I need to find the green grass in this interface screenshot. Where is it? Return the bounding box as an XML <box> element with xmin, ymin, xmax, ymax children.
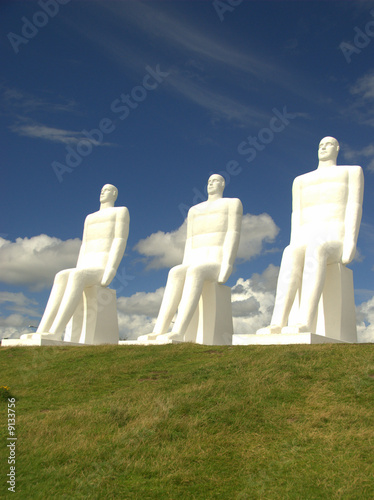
<box><xmin>1</xmin><ymin>343</ymin><xmax>373</xmax><ymax>499</ymax></box>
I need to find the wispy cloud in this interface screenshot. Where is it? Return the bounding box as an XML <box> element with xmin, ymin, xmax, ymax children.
<box><xmin>9</xmin><ymin>118</ymin><xmax>116</xmax><ymax>146</ymax></box>
<box><xmin>62</xmin><ymin>2</ymin><xmax>313</xmax><ymax>127</ymax></box>
<box><xmin>350</xmin><ymin>72</ymin><xmax>374</xmax><ymax>100</ymax></box>
<box><xmin>342</xmin><ymin>142</ymin><xmax>374</xmax><ymax>171</ymax></box>
<box><xmin>346</xmin><ymin>71</ymin><xmax>374</xmax><ymax>127</ymax></box>
<box><xmin>166</xmin><ymin>72</ymin><xmax>270</xmax><ymax>127</ymax></box>
<box><xmin>1</xmin><ymin>85</ymin><xmax>77</xmax><ymax>115</ymax></box>
<box><xmin>0</xmin><ymin>291</ymin><xmax>39</xmax><ymax>317</ymax></box>
<box><xmin>0</xmin><ymin>85</ymin><xmax>114</xmax><ymax>146</ymax></box>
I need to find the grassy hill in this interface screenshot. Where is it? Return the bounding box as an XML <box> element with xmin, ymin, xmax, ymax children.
<box><xmin>1</xmin><ymin>343</ymin><xmax>373</xmax><ymax>499</ymax></box>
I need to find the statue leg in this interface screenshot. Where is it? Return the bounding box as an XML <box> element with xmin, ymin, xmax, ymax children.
<box><xmin>151</xmin><ymin>265</ymin><xmax>188</xmax><ymax>335</ymax></box>
<box><xmin>268</xmin><ymin>245</ymin><xmax>305</xmax><ymax>330</ymax></box>
<box><xmin>171</xmin><ymin>263</ymin><xmax>220</xmax><ymax>336</ymax></box>
<box><xmin>48</xmin><ymin>268</ymin><xmax>103</xmax><ymax>335</ymax></box>
<box><xmin>296</xmin><ymin>241</ymin><xmax>343</xmax><ymax>330</ymax></box>
<box><xmin>36</xmin><ymin>269</ymin><xmax>72</xmax><ymax>333</ymax></box>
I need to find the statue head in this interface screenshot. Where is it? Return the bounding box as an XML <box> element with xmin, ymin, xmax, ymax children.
<box><xmin>100</xmin><ymin>184</ymin><xmax>118</xmax><ymax>204</ymax></box>
<box><xmin>207</xmin><ymin>174</ymin><xmax>225</xmax><ymax>197</ymax></box>
<box><xmin>318</xmin><ymin>137</ymin><xmax>340</xmax><ymax>163</ymax></box>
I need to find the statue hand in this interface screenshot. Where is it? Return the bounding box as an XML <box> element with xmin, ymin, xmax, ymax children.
<box><xmin>101</xmin><ymin>268</ymin><xmax>116</xmax><ymax>287</ymax></box>
<box><xmin>218</xmin><ymin>264</ymin><xmax>232</xmax><ymax>284</ymax></box>
<box><xmin>342</xmin><ymin>241</ymin><xmax>356</xmax><ymax>265</ymax></box>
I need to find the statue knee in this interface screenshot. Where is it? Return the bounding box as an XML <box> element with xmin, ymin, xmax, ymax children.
<box><xmin>67</xmin><ymin>269</ymin><xmax>86</xmax><ymax>287</ymax></box>
<box><xmin>168</xmin><ymin>265</ymin><xmax>186</xmax><ymax>282</ymax></box>
<box><xmin>186</xmin><ymin>265</ymin><xmax>204</xmax><ymax>281</ymax></box>
<box><xmin>307</xmin><ymin>242</ymin><xmax>328</xmax><ymax>261</ymax></box>
<box><xmin>54</xmin><ymin>269</ymin><xmax>71</xmax><ymax>284</ymax></box>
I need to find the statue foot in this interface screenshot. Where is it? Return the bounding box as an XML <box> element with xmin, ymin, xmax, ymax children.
<box><xmin>20</xmin><ymin>333</ymin><xmax>34</xmax><ymax>340</ymax></box>
<box><xmin>281</xmin><ymin>324</ymin><xmax>310</xmax><ymax>334</ymax></box>
<box><xmin>20</xmin><ymin>331</ymin><xmax>63</xmax><ymax>341</ymax></box>
<box><xmin>35</xmin><ymin>332</ymin><xmax>64</xmax><ymax>340</ymax></box>
<box><xmin>137</xmin><ymin>333</ymin><xmax>159</xmax><ymax>342</ymax></box>
<box><xmin>256</xmin><ymin>325</ymin><xmax>282</xmax><ymax>335</ymax></box>
<box><xmin>156</xmin><ymin>332</ymin><xmax>184</xmax><ymax>342</ymax></box>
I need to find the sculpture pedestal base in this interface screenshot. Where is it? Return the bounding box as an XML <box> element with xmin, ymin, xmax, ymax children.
<box><xmin>1</xmin><ymin>337</ymin><xmax>84</xmax><ymax>347</ymax></box>
<box><xmin>118</xmin><ymin>339</ymin><xmax>178</xmax><ymax>346</ymax></box>
<box><xmin>64</xmin><ymin>286</ymin><xmax>119</xmax><ymax>345</ymax></box>
<box><xmin>287</xmin><ymin>263</ymin><xmax>357</xmax><ymax>342</ymax></box>
<box><xmin>232</xmin><ymin>333</ymin><xmax>347</xmax><ymax>345</ymax></box>
<box><xmin>184</xmin><ymin>282</ymin><xmax>233</xmax><ymax>345</ymax></box>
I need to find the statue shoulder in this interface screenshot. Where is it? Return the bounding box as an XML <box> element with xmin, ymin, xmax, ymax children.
<box><xmin>227</xmin><ymin>197</ymin><xmax>243</xmax><ymax>213</ymax></box>
<box><xmin>347</xmin><ymin>165</ymin><xmax>363</xmax><ymax>174</ymax></box>
<box><xmin>115</xmin><ymin>206</ymin><xmax>130</xmax><ymax>222</ymax></box>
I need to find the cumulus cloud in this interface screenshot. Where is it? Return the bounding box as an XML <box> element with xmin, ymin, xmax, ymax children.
<box><xmin>0</xmin><ymin>235</ymin><xmax>81</xmax><ymax>291</ymax></box>
<box><xmin>0</xmin><ymin>313</ymin><xmax>35</xmax><ymax>340</ymax></box>
<box><xmin>231</xmin><ymin>264</ymin><xmax>279</xmax><ymax>334</ymax></box>
<box><xmin>115</xmin><ymin>265</ymin><xmax>279</xmax><ymax>339</ymax></box>
<box><xmin>117</xmin><ymin>287</ymin><xmax>164</xmax><ymax>318</ymax></box>
<box><xmin>117</xmin><ymin>288</ymin><xmax>164</xmax><ymax>339</ymax></box>
<box><xmin>134</xmin><ymin>213</ymin><xmax>279</xmax><ymax>270</ymax></box>
<box><xmin>118</xmin><ymin>314</ymin><xmax>156</xmax><ymax>341</ymax></box>
<box><xmin>237</xmin><ymin>213</ymin><xmax>279</xmax><ymax>260</ymax></box>
<box><xmin>356</xmin><ymin>296</ymin><xmax>374</xmax><ymax>343</ymax></box>
<box><xmin>134</xmin><ymin>222</ymin><xmax>187</xmax><ymax>269</ymax></box>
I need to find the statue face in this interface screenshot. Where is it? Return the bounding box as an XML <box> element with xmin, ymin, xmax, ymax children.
<box><xmin>318</xmin><ymin>137</ymin><xmax>339</xmax><ymax>162</ymax></box>
<box><xmin>100</xmin><ymin>184</ymin><xmax>117</xmax><ymax>203</ymax></box>
<box><xmin>207</xmin><ymin>174</ymin><xmax>225</xmax><ymax>195</ymax></box>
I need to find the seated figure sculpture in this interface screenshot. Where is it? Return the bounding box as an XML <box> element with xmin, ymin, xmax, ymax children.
<box><xmin>22</xmin><ymin>184</ymin><xmax>129</xmax><ymax>341</ymax></box>
<box><xmin>257</xmin><ymin>137</ymin><xmax>364</xmax><ymax>335</ymax></box>
<box><xmin>139</xmin><ymin>174</ymin><xmax>243</xmax><ymax>343</ymax></box>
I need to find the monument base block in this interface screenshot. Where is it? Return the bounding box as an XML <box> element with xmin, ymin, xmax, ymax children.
<box><xmin>1</xmin><ymin>336</ymin><xmax>84</xmax><ymax>347</ymax></box>
<box><xmin>64</xmin><ymin>286</ymin><xmax>119</xmax><ymax>345</ymax></box>
<box><xmin>184</xmin><ymin>282</ymin><xmax>233</xmax><ymax>345</ymax></box>
<box><xmin>232</xmin><ymin>333</ymin><xmax>347</xmax><ymax>346</ymax></box>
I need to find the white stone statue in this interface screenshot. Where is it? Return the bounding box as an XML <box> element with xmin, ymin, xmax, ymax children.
<box><xmin>139</xmin><ymin>174</ymin><xmax>243</xmax><ymax>343</ymax></box>
<box><xmin>21</xmin><ymin>184</ymin><xmax>129</xmax><ymax>341</ymax></box>
<box><xmin>257</xmin><ymin>137</ymin><xmax>364</xmax><ymax>335</ymax></box>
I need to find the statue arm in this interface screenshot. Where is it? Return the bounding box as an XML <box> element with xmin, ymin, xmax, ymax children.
<box><xmin>290</xmin><ymin>177</ymin><xmax>301</xmax><ymax>245</ymax></box>
<box><xmin>182</xmin><ymin>209</ymin><xmax>193</xmax><ymax>266</ymax></box>
<box><xmin>218</xmin><ymin>199</ymin><xmax>243</xmax><ymax>283</ymax></box>
<box><xmin>101</xmin><ymin>208</ymin><xmax>130</xmax><ymax>287</ymax></box>
<box><xmin>76</xmin><ymin>217</ymin><xmax>88</xmax><ymax>267</ymax></box>
<box><xmin>342</xmin><ymin>166</ymin><xmax>364</xmax><ymax>265</ymax></box>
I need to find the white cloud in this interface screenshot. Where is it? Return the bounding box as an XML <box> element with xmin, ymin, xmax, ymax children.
<box><xmin>134</xmin><ymin>222</ymin><xmax>187</xmax><ymax>270</ymax></box>
<box><xmin>347</xmin><ymin>72</ymin><xmax>374</xmax><ymax>127</ymax></box>
<box><xmin>0</xmin><ymin>235</ymin><xmax>81</xmax><ymax>291</ymax></box>
<box><xmin>134</xmin><ymin>213</ymin><xmax>279</xmax><ymax>270</ymax></box>
<box><xmin>115</xmin><ymin>265</ymin><xmax>279</xmax><ymax>339</ymax></box>
<box><xmin>10</xmin><ymin>121</ymin><xmax>83</xmax><ymax>145</ymax></box>
<box><xmin>1</xmin><ymin>85</ymin><xmax>77</xmax><ymax>114</ymax></box>
<box><xmin>9</xmin><ymin>119</ymin><xmax>116</xmax><ymax>146</ymax></box>
<box><xmin>231</xmin><ymin>264</ymin><xmax>279</xmax><ymax>334</ymax></box>
<box><xmin>118</xmin><ymin>314</ymin><xmax>156</xmax><ymax>341</ymax></box>
<box><xmin>0</xmin><ymin>291</ymin><xmax>40</xmax><ymax>317</ymax></box>
<box><xmin>0</xmin><ymin>314</ymin><xmax>34</xmax><ymax>340</ymax></box>
<box><xmin>166</xmin><ymin>72</ymin><xmax>270</xmax><ymax>127</ymax></box>
<box><xmin>117</xmin><ymin>287</ymin><xmax>164</xmax><ymax>318</ymax></box>
<box><xmin>117</xmin><ymin>287</ymin><xmax>164</xmax><ymax>339</ymax></box>
<box><xmin>237</xmin><ymin>213</ymin><xmax>279</xmax><ymax>261</ymax></box>
<box><xmin>350</xmin><ymin>72</ymin><xmax>374</xmax><ymax>100</ymax></box>
<box><xmin>342</xmin><ymin>143</ymin><xmax>374</xmax><ymax>172</ymax></box>
<box><xmin>356</xmin><ymin>296</ymin><xmax>374</xmax><ymax>343</ymax></box>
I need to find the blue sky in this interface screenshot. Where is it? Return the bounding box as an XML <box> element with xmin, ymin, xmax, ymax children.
<box><xmin>1</xmin><ymin>0</ymin><xmax>374</xmax><ymax>341</ymax></box>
